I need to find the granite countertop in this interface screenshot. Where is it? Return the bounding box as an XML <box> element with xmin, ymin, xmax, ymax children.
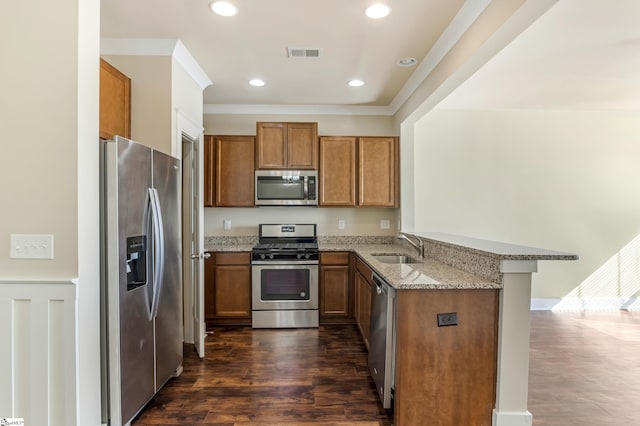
<box><xmin>205</xmin><ymin>233</ymin><xmax>577</xmax><ymax>291</ymax></box>
<box><xmin>320</xmin><ymin>243</ymin><xmax>500</xmax><ymax>290</ymax></box>
<box><xmin>417</xmin><ymin>232</ymin><xmax>578</xmax><ymax>261</ymax></box>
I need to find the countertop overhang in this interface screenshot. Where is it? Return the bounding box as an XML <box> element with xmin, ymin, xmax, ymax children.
<box><xmin>206</xmin><ymin>233</ymin><xmax>578</xmax><ymax>291</ymax></box>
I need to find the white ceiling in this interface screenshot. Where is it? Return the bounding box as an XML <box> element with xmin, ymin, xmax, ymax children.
<box><xmin>101</xmin><ymin>0</ymin><xmax>640</xmax><ymax>114</ymax></box>
<box><xmin>101</xmin><ymin>0</ymin><xmax>466</xmax><ymax>108</ymax></box>
<box><xmin>438</xmin><ymin>0</ymin><xmax>640</xmax><ymax>110</ymax></box>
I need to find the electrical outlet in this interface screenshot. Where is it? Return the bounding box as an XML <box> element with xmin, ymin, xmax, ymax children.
<box><xmin>380</xmin><ymin>219</ymin><xmax>390</xmax><ymax>229</ymax></box>
<box><xmin>223</xmin><ymin>220</ymin><xmax>232</xmax><ymax>230</ymax></box>
<box><xmin>338</xmin><ymin>219</ymin><xmax>345</xmax><ymax>230</ymax></box>
<box><xmin>437</xmin><ymin>312</ymin><xmax>458</xmax><ymax>327</ymax></box>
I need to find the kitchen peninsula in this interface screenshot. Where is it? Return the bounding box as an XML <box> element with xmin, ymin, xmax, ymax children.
<box><xmin>205</xmin><ymin>232</ymin><xmax>577</xmax><ymax>426</ymax></box>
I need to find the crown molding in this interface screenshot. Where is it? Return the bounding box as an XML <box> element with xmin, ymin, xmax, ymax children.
<box><xmin>100</xmin><ymin>38</ymin><xmax>212</xmax><ymax>90</ymax></box>
<box><xmin>203</xmin><ymin>103</ymin><xmax>394</xmax><ymax>116</ymax></box>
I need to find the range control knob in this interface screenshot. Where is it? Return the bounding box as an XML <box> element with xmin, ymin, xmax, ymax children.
<box><xmin>297</xmin><ymin>253</ymin><xmax>303</xmax><ymax>259</ymax></box>
<box><xmin>268</xmin><ymin>253</ymin><xmax>274</xmax><ymax>260</ymax></box>
<box><xmin>304</xmin><ymin>253</ymin><xmax>311</xmax><ymax>259</ymax></box>
<box><xmin>260</xmin><ymin>253</ymin><xmax>266</xmax><ymax>260</ymax></box>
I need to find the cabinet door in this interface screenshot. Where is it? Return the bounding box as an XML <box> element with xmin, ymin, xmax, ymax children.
<box><xmin>256</xmin><ymin>122</ymin><xmax>287</xmax><ymax>169</ymax></box>
<box><xmin>354</xmin><ymin>270</ymin><xmax>372</xmax><ymax>349</ymax></box>
<box><xmin>214</xmin><ymin>265</ymin><xmax>251</xmax><ymax>317</ymax></box>
<box><xmin>287</xmin><ymin>122</ymin><xmax>318</xmax><ymax>169</ymax></box>
<box><xmin>215</xmin><ymin>136</ymin><xmax>255</xmax><ymax>206</ymax></box>
<box><xmin>358</xmin><ymin>137</ymin><xmax>398</xmax><ymax>207</ymax></box>
<box><xmin>99</xmin><ymin>58</ymin><xmax>131</xmax><ymax>140</ymax></box>
<box><xmin>203</xmin><ymin>135</ymin><xmax>215</xmax><ymax>207</ymax></box>
<box><xmin>319</xmin><ymin>137</ymin><xmax>356</xmax><ymax>206</ymax></box>
<box><xmin>320</xmin><ymin>266</ymin><xmax>350</xmax><ymax>318</ymax></box>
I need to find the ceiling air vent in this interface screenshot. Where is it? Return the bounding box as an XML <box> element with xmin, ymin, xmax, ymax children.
<box><xmin>287</xmin><ymin>47</ymin><xmax>322</xmax><ymax>58</ymax></box>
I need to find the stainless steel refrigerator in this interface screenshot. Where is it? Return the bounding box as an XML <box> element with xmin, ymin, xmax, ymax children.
<box><xmin>100</xmin><ymin>136</ymin><xmax>183</xmax><ymax>426</ymax></box>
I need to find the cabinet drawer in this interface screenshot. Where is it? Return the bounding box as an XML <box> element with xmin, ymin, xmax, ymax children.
<box><xmin>215</xmin><ymin>252</ymin><xmax>250</xmax><ymax>265</ymax></box>
<box><xmin>320</xmin><ymin>251</ymin><xmax>350</xmax><ymax>265</ymax></box>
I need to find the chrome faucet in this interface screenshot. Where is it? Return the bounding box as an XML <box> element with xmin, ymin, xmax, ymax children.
<box><xmin>398</xmin><ymin>233</ymin><xmax>425</xmax><ymax>259</ymax></box>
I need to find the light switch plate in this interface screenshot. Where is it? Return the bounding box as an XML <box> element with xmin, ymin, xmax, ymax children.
<box><xmin>223</xmin><ymin>220</ymin><xmax>232</xmax><ymax>230</ymax></box>
<box><xmin>10</xmin><ymin>234</ymin><xmax>54</xmax><ymax>259</ymax></box>
<box><xmin>338</xmin><ymin>219</ymin><xmax>345</xmax><ymax>230</ymax></box>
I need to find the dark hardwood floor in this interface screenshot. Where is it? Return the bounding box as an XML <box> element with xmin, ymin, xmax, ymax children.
<box><xmin>133</xmin><ymin>324</ymin><xmax>393</xmax><ymax>425</ymax></box>
<box><xmin>132</xmin><ymin>311</ymin><xmax>640</xmax><ymax>425</ymax></box>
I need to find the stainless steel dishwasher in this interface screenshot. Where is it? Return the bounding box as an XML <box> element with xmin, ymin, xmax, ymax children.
<box><xmin>368</xmin><ymin>272</ymin><xmax>396</xmax><ymax>409</ymax></box>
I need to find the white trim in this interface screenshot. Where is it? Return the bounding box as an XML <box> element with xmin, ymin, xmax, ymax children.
<box><xmin>530</xmin><ymin>298</ymin><xmax>560</xmax><ymax>310</ymax></box>
<box><xmin>388</xmin><ymin>0</ymin><xmax>492</xmax><ymax>113</ymax></box>
<box><xmin>100</xmin><ymin>38</ymin><xmax>177</xmax><ymax>56</ymax></box>
<box><xmin>499</xmin><ymin>259</ymin><xmax>538</xmax><ymax>273</ymax></box>
<box><xmin>0</xmin><ymin>280</ymin><xmax>77</xmax><ymax>424</ymax></box>
<box><xmin>492</xmin><ymin>409</ymin><xmax>533</xmax><ymax>426</ymax></box>
<box><xmin>401</xmin><ymin>0</ymin><xmax>559</xmax><ymax>126</ymax></box>
<box><xmin>530</xmin><ymin>297</ymin><xmax>640</xmax><ymax>311</ymax></box>
<box><xmin>203</xmin><ymin>103</ymin><xmax>394</xmax><ymax>116</ymax></box>
<box><xmin>172</xmin><ymin>41</ymin><xmax>212</xmax><ymax>90</ymax></box>
<box><xmin>174</xmin><ymin>109</ymin><xmax>204</xmax><ymax>158</ymax></box>
<box><xmin>100</xmin><ymin>38</ymin><xmax>212</xmax><ymax>91</ymax></box>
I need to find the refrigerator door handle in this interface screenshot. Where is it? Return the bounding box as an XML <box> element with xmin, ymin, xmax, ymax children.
<box><xmin>149</xmin><ymin>187</ymin><xmax>165</xmax><ymax>320</ymax></box>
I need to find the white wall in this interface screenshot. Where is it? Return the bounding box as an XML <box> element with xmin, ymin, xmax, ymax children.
<box><xmin>206</xmin><ymin>207</ymin><xmax>398</xmax><ymax>236</ymax></box>
<box><xmin>171</xmin><ymin>58</ymin><xmax>204</xmax><ymax>154</ymax></box>
<box><xmin>413</xmin><ymin>109</ymin><xmax>640</xmax><ymax>304</ymax></box>
<box><xmin>204</xmin><ymin>113</ymin><xmax>397</xmax><ymax>137</ymax></box>
<box><xmin>1</xmin><ymin>0</ymin><xmax>101</xmax><ymax>424</ymax></box>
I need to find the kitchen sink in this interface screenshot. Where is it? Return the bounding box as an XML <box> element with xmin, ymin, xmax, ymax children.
<box><xmin>371</xmin><ymin>253</ymin><xmax>421</xmax><ymax>264</ymax></box>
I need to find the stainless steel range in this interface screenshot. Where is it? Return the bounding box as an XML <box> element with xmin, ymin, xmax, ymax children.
<box><xmin>251</xmin><ymin>224</ymin><xmax>319</xmax><ymax>328</ymax></box>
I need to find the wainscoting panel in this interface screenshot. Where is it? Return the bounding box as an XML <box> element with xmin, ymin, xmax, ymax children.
<box><xmin>0</xmin><ymin>280</ymin><xmax>77</xmax><ymax>426</ymax></box>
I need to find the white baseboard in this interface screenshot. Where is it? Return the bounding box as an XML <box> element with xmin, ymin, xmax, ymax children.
<box><xmin>530</xmin><ymin>298</ymin><xmax>561</xmax><ymax>310</ymax></box>
<box><xmin>493</xmin><ymin>409</ymin><xmax>532</xmax><ymax>426</ymax></box>
<box><xmin>530</xmin><ymin>297</ymin><xmax>640</xmax><ymax>311</ymax></box>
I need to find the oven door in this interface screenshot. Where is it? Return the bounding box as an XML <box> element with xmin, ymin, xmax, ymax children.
<box><xmin>252</xmin><ymin>263</ymin><xmax>319</xmax><ymax>311</ymax></box>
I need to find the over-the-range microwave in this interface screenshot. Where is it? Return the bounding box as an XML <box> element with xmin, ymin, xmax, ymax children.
<box><xmin>255</xmin><ymin>170</ymin><xmax>318</xmax><ymax>206</ymax></box>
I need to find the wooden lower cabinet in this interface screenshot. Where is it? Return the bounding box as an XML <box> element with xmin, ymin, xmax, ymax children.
<box><xmin>319</xmin><ymin>252</ymin><xmax>352</xmax><ymax>322</ymax></box>
<box><xmin>393</xmin><ymin>289</ymin><xmax>499</xmax><ymax>426</ymax></box>
<box><xmin>354</xmin><ymin>256</ymin><xmax>373</xmax><ymax>349</ymax></box>
<box><xmin>204</xmin><ymin>252</ymin><xmax>252</xmax><ymax>327</ymax></box>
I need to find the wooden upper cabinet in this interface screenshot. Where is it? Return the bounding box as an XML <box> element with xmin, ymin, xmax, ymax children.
<box><xmin>319</xmin><ymin>136</ymin><xmax>356</xmax><ymax>207</ymax></box>
<box><xmin>287</xmin><ymin>123</ymin><xmax>318</xmax><ymax>169</ymax></box>
<box><xmin>203</xmin><ymin>135</ymin><xmax>215</xmax><ymax>207</ymax></box>
<box><xmin>256</xmin><ymin>122</ymin><xmax>318</xmax><ymax>169</ymax></box>
<box><xmin>99</xmin><ymin>58</ymin><xmax>131</xmax><ymax>140</ymax></box>
<box><xmin>216</xmin><ymin>135</ymin><xmax>255</xmax><ymax>207</ymax></box>
<box><xmin>210</xmin><ymin>135</ymin><xmax>255</xmax><ymax>207</ymax></box>
<box><xmin>358</xmin><ymin>137</ymin><xmax>399</xmax><ymax>207</ymax></box>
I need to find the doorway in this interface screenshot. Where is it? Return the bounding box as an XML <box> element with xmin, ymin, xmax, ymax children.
<box><xmin>180</xmin><ymin>126</ymin><xmax>206</xmax><ymax>358</ymax></box>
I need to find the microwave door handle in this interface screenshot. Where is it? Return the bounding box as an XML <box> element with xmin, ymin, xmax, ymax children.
<box><xmin>303</xmin><ymin>177</ymin><xmax>308</xmax><ymax>200</ymax></box>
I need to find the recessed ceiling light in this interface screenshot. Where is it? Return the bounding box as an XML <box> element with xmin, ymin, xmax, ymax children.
<box><xmin>249</xmin><ymin>79</ymin><xmax>265</xmax><ymax>87</ymax></box>
<box><xmin>365</xmin><ymin>4</ymin><xmax>390</xmax><ymax>19</ymax></box>
<box><xmin>348</xmin><ymin>79</ymin><xmax>365</xmax><ymax>87</ymax></box>
<box><xmin>209</xmin><ymin>1</ymin><xmax>237</xmax><ymax>17</ymax></box>
<box><xmin>398</xmin><ymin>57</ymin><xmax>417</xmax><ymax>67</ymax></box>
